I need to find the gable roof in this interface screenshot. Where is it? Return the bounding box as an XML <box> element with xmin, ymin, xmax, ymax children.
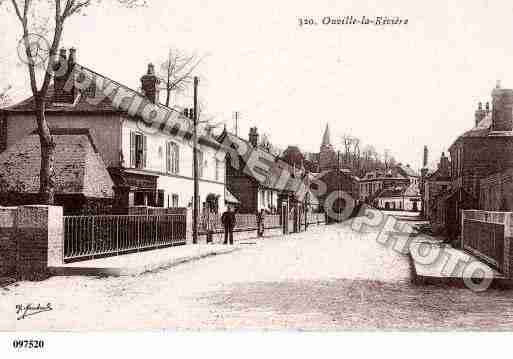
<box><xmin>1</xmin><ymin>64</ymin><xmax>222</xmax><ymax>150</ymax></box>
<box><xmin>426</xmin><ymin>167</ymin><xmax>451</xmax><ymax>182</ymax></box>
<box><xmin>375</xmin><ymin>183</ymin><xmax>420</xmax><ymax>199</ymax></box>
<box><xmin>218</xmin><ymin>129</ymin><xmax>308</xmax><ymax>194</ymax></box>
<box><xmin>396</xmin><ymin>164</ymin><xmax>420</xmax><ymax>177</ymax></box>
<box><xmin>450</xmin><ymin>112</ymin><xmax>513</xmax><ymax>151</ymax></box>
<box><xmin>0</xmin><ymin>128</ymin><xmax>114</xmax><ymax>198</ymax></box>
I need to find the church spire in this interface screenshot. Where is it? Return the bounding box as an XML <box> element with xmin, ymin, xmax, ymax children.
<box><xmin>321</xmin><ymin>123</ymin><xmax>331</xmax><ymax>146</ymax></box>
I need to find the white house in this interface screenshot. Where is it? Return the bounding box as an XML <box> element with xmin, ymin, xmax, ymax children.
<box><xmin>0</xmin><ymin>48</ymin><xmax>227</xmax><ymax>213</ymax></box>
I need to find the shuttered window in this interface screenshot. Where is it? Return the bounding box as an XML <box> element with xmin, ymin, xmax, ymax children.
<box><xmin>130</xmin><ymin>131</ymin><xmax>147</xmax><ymax>169</ymax></box>
<box><xmin>166</xmin><ymin>141</ymin><xmax>180</xmax><ymax>174</ymax></box>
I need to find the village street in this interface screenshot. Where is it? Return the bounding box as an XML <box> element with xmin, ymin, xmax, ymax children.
<box><xmin>2</xmin><ymin>214</ymin><xmax>513</xmax><ymax>331</ymax></box>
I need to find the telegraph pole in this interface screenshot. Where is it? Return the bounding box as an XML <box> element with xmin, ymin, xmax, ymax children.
<box><xmin>233</xmin><ymin>111</ymin><xmax>239</xmax><ymax>136</ymax></box>
<box><xmin>192</xmin><ymin>76</ymin><xmax>199</xmax><ymax>244</ymax></box>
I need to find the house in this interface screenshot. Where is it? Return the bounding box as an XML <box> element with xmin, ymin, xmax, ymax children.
<box><xmin>395</xmin><ymin>163</ymin><xmax>421</xmax><ymax>187</ymax></box>
<box><xmin>0</xmin><ymin>48</ymin><xmax>227</xmax><ymax>214</ymax></box>
<box><xmin>0</xmin><ymin>128</ymin><xmax>114</xmax><ymax>214</ymax></box>
<box><xmin>218</xmin><ymin>127</ymin><xmax>289</xmax><ymax>214</ymax></box>
<box><xmin>434</xmin><ymin>84</ymin><xmax>513</xmax><ymax>240</ymax></box>
<box><xmin>423</xmin><ymin>152</ymin><xmax>451</xmax><ymax>222</ymax></box>
<box><xmin>375</xmin><ymin>184</ymin><xmax>422</xmax><ymax>212</ymax></box>
<box><xmin>358</xmin><ymin>168</ymin><xmax>410</xmax><ymax>203</ymax></box>
<box><xmin>312</xmin><ymin>168</ymin><xmax>359</xmax><ymax>221</ymax></box>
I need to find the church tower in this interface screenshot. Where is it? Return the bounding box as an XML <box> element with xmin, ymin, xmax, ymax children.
<box><xmin>319</xmin><ymin>123</ymin><xmax>337</xmax><ymax>171</ymax></box>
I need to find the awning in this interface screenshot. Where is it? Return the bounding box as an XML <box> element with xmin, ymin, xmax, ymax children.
<box><xmin>224</xmin><ymin>189</ymin><xmax>240</xmax><ymax>204</ymax></box>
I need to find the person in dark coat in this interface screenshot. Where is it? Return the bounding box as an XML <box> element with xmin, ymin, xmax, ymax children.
<box><xmin>221</xmin><ymin>206</ymin><xmax>236</xmax><ymax>245</ymax></box>
<box><xmin>257</xmin><ymin>209</ymin><xmax>265</xmax><ymax>237</ymax></box>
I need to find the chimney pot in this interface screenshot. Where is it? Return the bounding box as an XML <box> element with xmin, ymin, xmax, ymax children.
<box><xmin>141</xmin><ymin>63</ymin><xmax>160</xmax><ymax>104</ymax></box>
<box><xmin>147</xmin><ymin>63</ymin><xmax>155</xmax><ymax>75</ymax></box>
<box><xmin>53</xmin><ymin>48</ymin><xmax>76</xmax><ymax>104</ymax></box>
<box><xmin>249</xmin><ymin>127</ymin><xmax>259</xmax><ymax>147</ymax></box>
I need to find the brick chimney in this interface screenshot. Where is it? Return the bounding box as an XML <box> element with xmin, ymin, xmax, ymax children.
<box><xmin>491</xmin><ymin>82</ymin><xmax>513</xmax><ymax>132</ymax></box>
<box><xmin>53</xmin><ymin>48</ymin><xmax>76</xmax><ymax>104</ymax></box>
<box><xmin>141</xmin><ymin>63</ymin><xmax>160</xmax><ymax>104</ymax></box>
<box><xmin>249</xmin><ymin>127</ymin><xmax>259</xmax><ymax>147</ymax></box>
<box><xmin>474</xmin><ymin>102</ymin><xmax>486</xmax><ymax>127</ymax></box>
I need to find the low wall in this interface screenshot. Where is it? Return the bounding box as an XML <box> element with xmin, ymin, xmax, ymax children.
<box><xmin>462</xmin><ymin>210</ymin><xmax>513</xmax><ymax>277</ymax></box>
<box><xmin>0</xmin><ymin>207</ymin><xmax>17</xmax><ymax>276</ymax></box>
<box><xmin>0</xmin><ymin>205</ymin><xmax>63</xmax><ymax>280</ymax></box>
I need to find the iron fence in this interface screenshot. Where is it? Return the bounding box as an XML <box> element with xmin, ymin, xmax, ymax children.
<box><xmin>307</xmin><ymin>212</ymin><xmax>326</xmax><ymax>224</ymax></box>
<box><xmin>462</xmin><ymin>218</ymin><xmax>504</xmax><ymax>270</ymax></box>
<box><xmin>63</xmin><ymin>214</ymin><xmax>186</xmax><ymax>262</ymax></box>
<box><xmin>264</xmin><ymin>214</ymin><xmax>281</xmax><ymax>229</ymax></box>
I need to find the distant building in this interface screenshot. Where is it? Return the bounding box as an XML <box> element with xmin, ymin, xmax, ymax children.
<box><xmin>423</xmin><ymin>152</ymin><xmax>451</xmax><ymax>225</ymax></box>
<box><xmin>358</xmin><ymin>163</ymin><xmax>421</xmax><ymax>211</ymax></box>
<box><xmin>218</xmin><ymin>127</ymin><xmax>300</xmax><ymax>214</ymax></box>
<box><xmin>312</xmin><ymin>168</ymin><xmax>359</xmax><ymax>220</ymax></box>
<box><xmin>319</xmin><ymin>123</ymin><xmax>338</xmax><ymax>171</ymax></box>
<box><xmin>375</xmin><ymin>184</ymin><xmax>422</xmax><ymax>211</ymax></box>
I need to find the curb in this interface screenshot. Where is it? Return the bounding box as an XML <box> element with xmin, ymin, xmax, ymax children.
<box><xmin>48</xmin><ymin>247</ymin><xmax>240</xmax><ymax>277</ymax></box>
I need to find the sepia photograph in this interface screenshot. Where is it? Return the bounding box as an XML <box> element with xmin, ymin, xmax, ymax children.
<box><xmin>0</xmin><ymin>0</ymin><xmax>512</xmax><ymax>356</ymax></box>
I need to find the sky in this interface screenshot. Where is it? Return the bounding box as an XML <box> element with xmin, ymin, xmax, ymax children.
<box><xmin>2</xmin><ymin>0</ymin><xmax>513</xmax><ymax>170</ymax></box>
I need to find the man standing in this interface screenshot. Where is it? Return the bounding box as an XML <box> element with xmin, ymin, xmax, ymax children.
<box><xmin>221</xmin><ymin>206</ymin><xmax>236</xmax><ymax>245</ymax></box>
<box><xmin>257</xmin><ymin>209</ymin><xmax>265</xmax><ymax>237</ymax></box>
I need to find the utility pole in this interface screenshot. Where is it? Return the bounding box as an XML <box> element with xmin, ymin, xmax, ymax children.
<box><xmin>337</xmin><ymin>150</ymin><xmax>341</xmax><ymax>222</ymax></box>
<box><xmin>192</xmin><ymin>76</ymin><xmax>199</xmax><ymax>244</ymax></box>
<box><xmin>233</xmin><ymin>111</ymin><xmax>239</xmax><ymax>136</ymax></box>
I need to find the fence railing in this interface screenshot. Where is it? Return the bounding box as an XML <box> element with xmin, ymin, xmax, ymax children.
<box><xmin>461</xmin><ymin>210</ymin><xmax>513</xmax><ymax>273</ymax></box>
<box><xmin>264</xmin><ymin>214</ymin><xmax>281</xmax><ymax>229</ymax></box>
<box><xmin>462</xmin><ymin>218</ymin><xmax>504</xmax><ymax>270</ymax></box>
<box><xmin>63</xmin><ymin>214</ymin><xmax>186</xmax><ymax>262</ymax></box>
<box><xmin>307</xmin><ymin>212</ymin><xmax>326</xmax><ymax>224</ymax></box>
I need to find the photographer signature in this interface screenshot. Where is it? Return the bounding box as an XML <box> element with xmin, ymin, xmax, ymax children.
<box><xmin>16</xmin><ymin>303</ymin><xmax>53</xmax><ymax>320</ymax></box>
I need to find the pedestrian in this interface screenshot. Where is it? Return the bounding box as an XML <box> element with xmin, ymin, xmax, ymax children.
<box><xmin>221</xmin><ymin>206</ymin><xmax>236</xmax><ymax>245</ymax></box>
<box><xmin>205</xmin><ymin>209</ymin><xmax>215</xmax><ymax>244</ymax></box>
<box><xmin>257</xmin><ymin>209</ymin><xmax>266</xmax><ymax>237</ymax></box>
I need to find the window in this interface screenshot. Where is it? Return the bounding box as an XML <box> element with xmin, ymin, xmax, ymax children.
<box><xmin>166</xmin><ymin>141</ymin><xmax>180</xmax><ymax>174</ymax></box>
<box><xmin>130</xmin><ymin>131</ymin><xmax>147</xmax><ymax>169</ymax></box>
<box><xmin>157</xmin><ymin>190</ymin><xmax>164</xmax><ymax>207</ymax></box>
<box><xmin>167</xmin><ymin>194</ymin><xmax>179</xmax><ymax>207</ymax></box>
<box><xmin>215</xmin><ymin>158</ymin><xmax>221</xmax><ymax>181</ymax></box>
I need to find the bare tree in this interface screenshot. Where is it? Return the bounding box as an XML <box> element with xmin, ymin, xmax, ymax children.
<box><xmin>340</xmin><ymin>133</ymin><xmax>354</xmax><ymax>167</ymax></box>
<box><xmin>383</xmin><ymin>149</ymin><xmax>395</xmax><ymax>170</ymax></box>
<box><xmin>5</xmin><ymin>0</ymin><xmax>144</xmax><ymax>204</ymax></box>
<box><xmin>259</xmin><ymin>132</ymin><xmax>282</xmax><ymax>156</ymax></box>
<box><xmin>158</xmin><ymin>48</ymin><xmax>204</xmax><ymax>107</ymax></box>
<box><xmin>0</xmin><ymin>85</ymin><xmax>11</xmax><ymax>106</ymax></box>
<box><xmin>351</xmin><ymin>137</ymin><xmax>361</xmax><ymax>172</ymax></box>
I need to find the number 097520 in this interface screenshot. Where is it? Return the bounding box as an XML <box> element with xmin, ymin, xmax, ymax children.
<box><xmin>12</xmin><ymin>339</ymin><xmax>45</xmax><ymax>349</ymax></box>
